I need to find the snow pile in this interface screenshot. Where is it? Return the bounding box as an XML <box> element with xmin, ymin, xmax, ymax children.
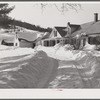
<box><xmin>74</xmin><ymin>53</ymin><xmax>100</xmax><ymax>88</ymax></box>
<box><xmin>0</xmin><ymin>46</ymin><xmax>36</xmax><ymax>59</ymax></box>
<box><xmin>63</xmin><ymin>44</ymin><xmax>74</xmax><ymax>50</ymax></box>
<box><xmin>36</xmin><ymin>46</ymin><xmax>56</xmax><ymax>58</ymax></box>
<box><xmin>36</xmin><ymin>45</ymin><xmax>87</xmax><ymax>60</ymax></box>
<box><xmin>54</xmin><ymin>43</ymin><xmax>63</xmax><ymax>49</ymax></box>
<box><xmin>36</xmin><ymin>44</ymin><xmax>100</xmax><ymax>61</ymax></box>
<box><xmin>0</xmin><ymin>51</ymin><xmax>58</xmax><ymax>88</ymax></box>
<box><xmin>54</xmin><ymin>43</ymin><xmax>74</xmax><ymax>51</ymax></box>
<box><xmin>36</xmin><ymin>45</ymin><xmax>100</xmax><ymax>88</ymax></box>
<box><xmin>55</xmin><ymin>47</ymin><xmax>75</xmax><ymax>60</ymax></box>
<box><xmin>0</xmin><ymin>45</ymin><xmax>12</xmax><ymax>50</ymax></box>
<box><xmin>83</xmin><ymin>41</ymin><xmax>96</xmax><ymax>50</ymax></box>
<box><xmin>0</xmin><ymin>44</ymin><xmax>100</xmax><ymax>88</ymax></box>
<box><xmin>49</xmin><ymin>51</ymin><xmax>100</xmax><ymax>88</ymax></box>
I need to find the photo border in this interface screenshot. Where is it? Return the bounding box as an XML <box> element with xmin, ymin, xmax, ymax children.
<box><xmin>0</xmin><ymin>0</ymin><xmax>100</xmax><ymax>99</ymax></box>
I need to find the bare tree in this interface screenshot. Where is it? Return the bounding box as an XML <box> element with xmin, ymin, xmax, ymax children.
<box><xmin>34</xmin><ymin>3</ymin><xmax>81</xmax><ymax>14</ymax></box>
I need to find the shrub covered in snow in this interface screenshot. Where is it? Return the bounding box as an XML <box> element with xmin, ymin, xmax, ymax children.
<box><xmin>63</xmin><ymin>44</ymin><xmax>74</xmax><ymax>51</ymax></box>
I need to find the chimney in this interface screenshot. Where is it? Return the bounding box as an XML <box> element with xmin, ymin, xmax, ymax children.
<box><xmin>67</xmin><ymin>22</ymin><xmax>70</xmax><ymax>26</ymax></box>
<box><xmin>94</xmin><ymin>13</ymin><xmax>98</xmax><ymax>22</ymax></box>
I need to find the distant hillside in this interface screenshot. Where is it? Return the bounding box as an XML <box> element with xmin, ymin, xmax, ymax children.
<box><xmin>10</xmin><ymin>20</ymin><xmax>52</xmax><ymax>33</ymax></box>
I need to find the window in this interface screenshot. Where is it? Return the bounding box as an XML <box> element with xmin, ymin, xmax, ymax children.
<box><xmin>54</xmin><ymin>31</ymin><xmax>57</xmax><ymax>37</ymax></box>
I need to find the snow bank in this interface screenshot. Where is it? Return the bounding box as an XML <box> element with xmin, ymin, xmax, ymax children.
<box><xmin>63</xmin><ymin>44</ymin><xmax>74</xmax><ymax>50</ymax></box>
<box><xmin>36</xmin><ymin>45</ymin><xmax>100</xmax><ymax>88</ymax></box>
<box><xmin>36</xmin><ymin>46</ymin><xmax>56</xmax><ymax>58</ymax></box>
<box><xmin>36</xmin><ymin>45</ymin><xmax>87</xmax><ymax>60</ymax></box>
<box><xmin>36</xmin><ymin>45</ymin><xmax>100</xmax><ymax>61</ymax></box>
<box><xmin>48</xmin><ymin>51</ymin><xmax>100</xmax><ymax>88</ymax></box>
<box><xmin>1</xmin><ymin>44</ymin><xmax>100</xmax><ymax>88</ymax></box>
<box><xmin>83</xmin><ymin>41</ymin><xmax>96</xmax><ymax>50</ymax></box>
<box><xmin>0</xmin><ymin>46</ymin><xmax>36</xmax><ymax>59</ymax></box>
<box><xmin>0</xmin><ymin>51</ymin><xmax>58</xmax><ymax>88</ymax></box>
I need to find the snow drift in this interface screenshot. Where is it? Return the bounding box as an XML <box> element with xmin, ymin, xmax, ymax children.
<box><xmin>1</xmin><ymin>44</ymin><xmax>100</xmax><ymax>88</ymax></box>
<box><xmin>37</xmin><ymin>45</ymin><xmax>100</xmax><ymax>88</ymax></box>
<box><xmin>0</xmin><ymin>50</ymin><xmax>58</xmax><ymax>88</ymax></box>
<box><xmin>51</xmin><ymin>51</ymin><xmax>100</xmax><ymax>88</ymax></box>
<box><xmin>36</xmin><ymin>45</ymin><xmax>86</xmax><ymax>60</ymax></box>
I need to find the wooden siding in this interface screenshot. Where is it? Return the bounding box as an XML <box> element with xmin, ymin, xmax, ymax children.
<box><xmin>41</xmin><ymin>37</ymin><xmax>87</xmax><ymax>50</ymax></box>
<box><xmin>19</xmin><ymin>40</ymin><xmax>35</xmax><ymax>48</ymax></box>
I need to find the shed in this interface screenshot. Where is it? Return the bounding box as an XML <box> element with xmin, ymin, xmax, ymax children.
<box><xmin>18</xmin><ymin>31</ymin><xmax>37</xmax><ymax>48</ymax></box>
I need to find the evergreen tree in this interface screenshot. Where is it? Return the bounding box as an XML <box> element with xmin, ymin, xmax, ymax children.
<box><xmin>0</xmin><ymin>3</ymin><xmax>14</xmax><ymax>28</ymax></box>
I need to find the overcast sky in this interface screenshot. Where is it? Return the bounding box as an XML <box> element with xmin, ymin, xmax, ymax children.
<box><xmin>8</xmin><ymin>2</ymin><xmax>100</xmax><ymax>28</ymax></box>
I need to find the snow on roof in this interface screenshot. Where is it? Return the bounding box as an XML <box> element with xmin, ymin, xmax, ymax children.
<box><xmin>0</xmin><ymin>28</ymin><xmax>44</xmax><ymax>43</ymax></box>
<box><xmin>0</xmin><ymin>32</ymin><xmax>15</xmax><ymax>43</ymax></box>
<box><xmin>18</xmin><ymin>31</ymin><xmax>38</xmax><ymax>41</ymax></box>
<box><xmin>72</xmin><ymin>21</ymin><xmax>100</xmax><ymax>36</ymax></box>
<box><xmin>18</xmin><ymin>29</ymin><xmax>45</xmax><ymax>42</ymax></box>
<box><xmin>85</xmin><ymin>21</ymin><xmax>100</xmax><ymax>34</ymax></box>
<box><xmin>22</xmin><ymin>28</ymin><xmax>39</xmax><ymax>33</ymax></box>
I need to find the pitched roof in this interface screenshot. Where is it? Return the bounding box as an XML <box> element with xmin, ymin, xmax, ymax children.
<box><xmin>69</xmin><ymin>24</ymin><xmax>80</xmax><ymax>33</ymax></box>
<box><xmin>55</xmin><ymin>27</ymin><xmax>67</xmax><ymax>37</ymax></box>
<box><xmin>72</xmin><ymin>20</ymin><xmax>100</xmax><ymax>36</ymax></box>
<box><xmin>55</xmin><ymin>24</ymin><xmax>80</xmax><ymax>37</ymax></box>
<box><xmin>86</xmin><ymin>20</ymin><xmax>100</xmax><ymax>34</ymax></box>
<box><xmin>33</xmin><ymin>32</ymin><xmax>52</xmax><ymax>43</ymax></box>
<box><xmin>41</xmin><ymin>32</ymin><xmax>51</xmax><ymax>40</ymax></box>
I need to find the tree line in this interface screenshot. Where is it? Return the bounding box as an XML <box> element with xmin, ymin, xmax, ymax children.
<box><xmin>0</xmin><ymin>3</ymin><xmax>80</xmax><ymax>33</ymax></box>
<box><xmin>0</xmin><ymin>3</ymin><xmax>52</xmax><ymax>33</ymax></box>
<box><xmin>10</xmin><ymin>20</ymin><xmax>52</xmax><ymax>33</ymax></box>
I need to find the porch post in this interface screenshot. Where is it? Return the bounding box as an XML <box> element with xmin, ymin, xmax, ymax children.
<box><xmin>50</xmin><ymin>40</ymin><xmax>52</xmax><ymax>46</ymax></box>
<box><xmin>62</xmin><ymin>38</ymin><xmax>64</xmax><ymax>45</ymax></box>
<box><xmin>55</xmin><ymin>39</ymin><xmax>57</xmax><ymax>45</ymax></box>
<box><xmin>63</xmin><ymin>38</ymin><xmax>65</xmax><ymax>45</ymax></box>
<box><xmin>42</xmin><ymin>40</ymin><xmax>44</xmax><ymax>46</ymax></box>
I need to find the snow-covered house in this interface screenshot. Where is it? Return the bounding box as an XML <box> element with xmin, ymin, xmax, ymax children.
<box><xmin>40</xmin><ymin>13</ymin><xmax>100</xmax><ymax>49</ymax></box>
<box><xmin>41</xmin><ymin>23</ymin><xmax>80</xmax><ymax>46</ymax></box>
<box><xmin>17</xmin><ymin>31</ymin><xmax>37</xmax><ymax>48</ymax></box>
<box><xmin>72</xmin><ymin>13</ymin><xmax>100</xmax><ymax>46</ymax></box>
<box><xmin>1</xmin><ymin>31</ymin><xmax>37</xmax><ymax>48</ymax></box>
<box><xmin>44</xmin><ymin>13</ymin><xmax>100</xmax><ymax>49</ymax></box>
<box><xmin>1</xmin><ymin>32</ymin><xmax>19</xmax><ymax>47</ymax></box>
<box><xmin>0</xmin><ymin>27</ymin><xmax>45</xmax><ymax>48</ymax></box>
<box><xmin>50</xmin><ymin>22</ymin><xmax>80</xmax><ymax>38</ymax></box>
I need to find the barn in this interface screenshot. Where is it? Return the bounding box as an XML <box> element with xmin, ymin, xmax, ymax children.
<box><xmin>18</xmin><ymin>31</ymin><xmax>37</xmax><ymax>48</ymax></box>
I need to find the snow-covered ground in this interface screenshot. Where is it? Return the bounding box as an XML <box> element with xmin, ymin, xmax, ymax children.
<box><xmin>0</xmin><ymin>47</ymin><xmax>58</xmax><ymax>88</ymax></box>
<box><xmin>0</xmin><ymin>44</ymin><xmax>96</xmax><ymax>60</ymax></box>
<box><xmin>36</xmin><ymin>45</ymin><xmax>100</xmax><ymax>88</ymax></box>
<box><xmin>0</xmin><ymin>46</ymin><xmax>36</xmax><ymax>59</ymax></box>
<box><xmin>36</xmin><ymin>45</ymin><xmax>100</xmax><ymax>60</ymax></box>
<box><xmin>0</xmin><ymin>44</ymin><xmax>100</xmax><ymax>88</ymax></box>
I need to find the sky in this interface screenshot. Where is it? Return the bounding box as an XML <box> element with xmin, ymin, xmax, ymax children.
<box><xmin>7</xmin><ymin>2</ymin><xmax>100</xmax><ymax>28</ymax></box>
